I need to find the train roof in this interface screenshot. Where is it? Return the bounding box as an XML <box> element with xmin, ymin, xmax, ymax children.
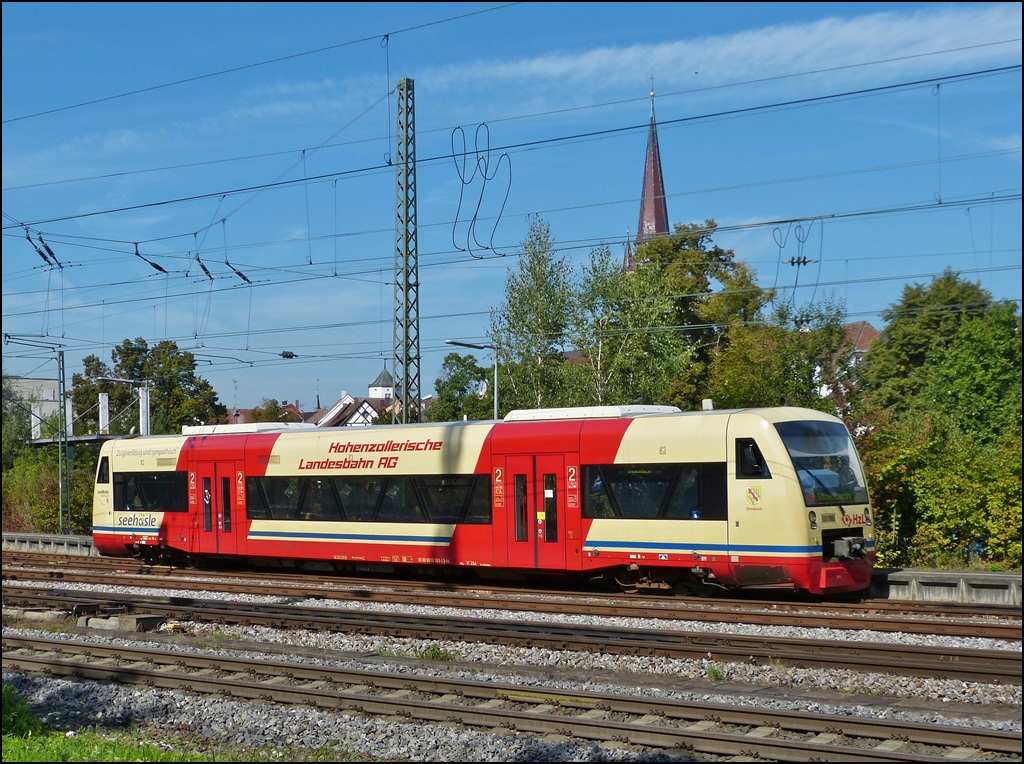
<box><xmin>100</xmin><ymin>405</ymin><xmax>842</xmax><ymax>444</ymax></box>
<box><xmin>181</xmin><ymin>422</ymin><xmax>318</xmax><ymax>435</ymax></box>
<box><xmin>504</xmin><ymin>405</ymin><xmax>680</xmax><ymax>421</ymax></box>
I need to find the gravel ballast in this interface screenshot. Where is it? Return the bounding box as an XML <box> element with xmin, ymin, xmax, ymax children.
<box><xmin>4</xmin><ymin>575</ymin><xmax>1021</xmax><ymax>761</ymax></box>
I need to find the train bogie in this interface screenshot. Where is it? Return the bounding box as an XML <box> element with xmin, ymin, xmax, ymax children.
<box><xmin>92</xmin><ymin>407</ymin><xmax>874</xmax><ymax>596</ymax></box>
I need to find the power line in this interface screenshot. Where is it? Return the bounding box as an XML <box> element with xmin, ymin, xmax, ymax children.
<box><xmin>6</xmin><ymin>64</ymin><xmax>1019</xmax><ymax>231</ymax></box>
<box><xmin>4</xmin><ymin>220</ymin><xmax>1019</xmax><ymax>326</ymax></box>
<box><xmin>3</xmin><ymin>189</ymin><xmax>1019</xmax><ymax>315</ymax></box>
<box><xmin>2</xmin><ymin>3</ymin><xmax>522</xmax><ymax>124</ymax></box>
<box><xmin>6</xmin><ymin>144</ymin><xmax>1016</xmax><ymax>257</ymax></box>
<box><xmin>5</xmin><ymin>36</ymin><xmax>1018</xmax><ymax>193</ymax></box>
<box><xmin>6</xmin><ymin>269</ymin><xmax>1018</xmax><ymax>369</ymax></box>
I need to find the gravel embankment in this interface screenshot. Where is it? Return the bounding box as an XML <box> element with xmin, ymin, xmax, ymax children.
<box><xmin>5</xmin><ymin>578</ymin><xmax>1021</xmax><ymax>760</ymax></box>
<box><xmin>3</xmin><ymin>670</ymin><xmax>680</xmax><ymax>762</ymax></box>
<box><xmin>9</xmin><ymin>579</ymin><xmax>1021</xmax><ymax>652</ymax></box>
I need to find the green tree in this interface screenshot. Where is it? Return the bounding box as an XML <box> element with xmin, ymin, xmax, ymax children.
<box><xmin>706</xmin><ymin>302</ymin><xmax>851</xmax><ymax>412</ymax></box>
<box><xmin>490</xmin><ymin>216</ymin><xmax>576</xmax><ymax>410</ymax></box>
<box><xmin>71</xmin><ymin>338</ymin><xmax>226</xmax><ymax>435</ymax></box>
<box><xmin>633</xmin><ymin>221</ymin><xmax>771</xmax><ymax>409</ymax></box>
<box><xmin>857</xmin><ymin>269</ymin><xmax>992</xmax><ymax>414</ymax></box>
<box><xmin>853</xmin><ymin>271</ymin><xmax>1022</xmax><ymax>569</ymax></box>
<box><xmin>2</xmin><ymin>372</ymin><xmax>31</xmax><ymax>473</ymax></box>
<box><xmin>249</xmin><ymin>398</ymin><xmax>301</xmax><ymax>423</ymax></box>
<box><xmin>427</xmin><ymin>353</ymin><xmax>494</xmax><ymax>422</ymax></box>
<box><xmin>567</xmin><ymin>245</ymin><xmax>694</xmax><ymax>405</ymax></box>
<box><xmin>925</xmin><ymin>301</ymin><xmax>1022</xmax><ymax>444</ymax></box>
<box><xmin>860</xmin><ymin>412</ymin><xmax>1022</xmax><ymax>569</ymax></box>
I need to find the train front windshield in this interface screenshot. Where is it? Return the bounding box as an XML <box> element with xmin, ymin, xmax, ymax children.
<box><xmin>774</xmin><ymin>421</ymin><xmax>868</xmax><ymax>507</ymax></box>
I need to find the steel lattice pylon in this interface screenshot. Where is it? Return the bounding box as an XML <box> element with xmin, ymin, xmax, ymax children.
<box><xmin>392</xmin><ymin>78</ymin><xmax>420</xmax><ymax>424</ymax></box>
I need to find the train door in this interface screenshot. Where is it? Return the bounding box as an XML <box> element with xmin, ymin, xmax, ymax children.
<box><xmin>503</xmin><ymin>454</ymin><xmax>567</xmax><ymax>570</ymax></box>
<box><xmin>193</xmin><ymin>461</ymin><xmax>241</xmax><ymax>556</ymax></box>
<box><xmin>725</xmin><ymin>414</ymin><xmax>796</xmax><ymax>586</ymax></box>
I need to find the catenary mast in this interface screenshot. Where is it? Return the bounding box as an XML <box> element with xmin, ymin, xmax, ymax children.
<box><xmin>392</xmin><ymin>78</ymin><xmax>421</xmax><ymax>423</ymax></box>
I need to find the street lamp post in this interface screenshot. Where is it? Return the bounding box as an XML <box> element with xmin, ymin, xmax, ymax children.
<box><xmin>445</xmin><ymin>340</ymin><xmax>499</xmax><ymax>421</ymax></box>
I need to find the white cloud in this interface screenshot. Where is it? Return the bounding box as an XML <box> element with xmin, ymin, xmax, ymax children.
<box><xmin>424</xmin><ymin>5</ymin><xmax>1022</xmax><ymax>98</ymax></box>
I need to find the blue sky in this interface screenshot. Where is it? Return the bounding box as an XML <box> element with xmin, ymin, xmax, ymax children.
<box><xmin>2</xmin><ymin>2</ymin><xmax>1021</xmax><ymax>414</ymax></box>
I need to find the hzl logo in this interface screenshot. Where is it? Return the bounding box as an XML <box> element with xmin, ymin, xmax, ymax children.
<box><xmin>746</xmin><ymin>486</ymin><xmax>762</xmax><ymax>506</ymax></box>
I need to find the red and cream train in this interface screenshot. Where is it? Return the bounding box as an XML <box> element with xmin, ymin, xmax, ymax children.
<box><xmin>92</xmin><ymin>405</ymin><xmax>874</xmax><ymax>595</ymax></box>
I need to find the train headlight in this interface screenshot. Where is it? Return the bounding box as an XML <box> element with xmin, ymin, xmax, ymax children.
<box><xmin>808</xmin><ymin>510</ymin><xmax>817</xmax><ymax>530</ymax></box>
<box><xmin>864</xmin><ymin>507</ymin><xmax>872</xmax><ymax>526</ymax></box>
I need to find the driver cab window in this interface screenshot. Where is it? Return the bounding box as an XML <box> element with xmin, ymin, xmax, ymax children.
<box><xmin>736</xmin><ymin>438</ymin><xmax>771</xmax><ymax>479</ymax></box>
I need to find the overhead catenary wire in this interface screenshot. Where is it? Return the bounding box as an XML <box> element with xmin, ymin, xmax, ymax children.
<box><xmin>3</xmin><ymin>185</ymin><xmax>1018</xmax><ymax>318</ymax></box>
<box><xmin>3</xmin><ymin>190</ymin><xmax>1020</xmax><ymax>320</ymax></box>
<box><xmin>1</xmin><ymin>3</ymin><xmax>522</xmax><ymax>124</ymax></box>
<box><xmin>4</xmin><ymin>36</ymin><xmax>1019</xmax><ymax>194</ymax></box>
<box><xmin>4</xmin><ymin>40</ymin><xmax>1019</xmax><ymax>390</ymax></box>
<box><xmin>7</xmin><ymin>145</ymin><xmax>1016</xmax><ymax>260</ymax></box>
<box><xmin>6</xmin><ymin>64</ymin><xmax>1019</xmax><ymax>232</ymax></box>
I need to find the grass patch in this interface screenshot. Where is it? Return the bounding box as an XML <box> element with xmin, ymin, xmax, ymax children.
<box><xmin>705</xmin><ymin>662</ymin><xmax>725</xmax><ymax>681</ymax></box>
<box><xmin>376</xmin><ymin>644</ymin><xmax>461</xmax><ymax>661</ymax></box>
<box><xmin>2</xmin><ymin>729</ymin><xmax>209</xmax><ymax>762</ymax></box>
<box><xmin>417</xmin><ymin>644</ymin><xmax>460</xmax><ymax>661</ymax></box>
<box><xmin>376</xmin><ymin>646</ymin><xmax>412</xmax><ymax>659</ymax></box>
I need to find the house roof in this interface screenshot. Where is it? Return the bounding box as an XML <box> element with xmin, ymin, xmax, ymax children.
<box><xmin>844</xmin><ymin>321</ymin><xmax>879</xmax><ymax>352</ymax></box>
<box><xmin>316</xmin><ymin>396</ymin><xmax>392</xmax><ymax>428</ymax></box>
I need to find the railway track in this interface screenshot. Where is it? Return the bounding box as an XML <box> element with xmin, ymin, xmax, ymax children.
<box><xmin>4</xmin><ymin>553</ymin><xmax>1020</xmax><ymax>641</ymax></box>
<box><xmin>4</xmin><ymin>584</ymin><xmax>1020</xmax><ymax>684</ymax></box>
<box><xmin>4</xmin><ymin>634</ymin><xmax>1019</xmax><ymax>763</ymax></box>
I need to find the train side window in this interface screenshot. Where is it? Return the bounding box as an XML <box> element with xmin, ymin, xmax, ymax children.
<box><xmin>378</xmin><ymin>477</ymin><xmax>426</xmax><ymax>523</ymax></box>
<box><xmin>299</xmin><ymin>478</ymin><xmax>342</xmax><ymax>522</ymax></box>
<box><xmin>417</xmin><ymin>475</ymin><xmax>473</xmax><ymax>523</ymax></box>
<box><xmin>543</xmin><ymin>473</ymin><xmax>558</xmax><ymax>542</ymax></box>
<box><xmin>202</xmin><ymin>477</ymin><xmax>212</xmax><ymax>532</ymax></box>
<box><xmin>258</xmin><ymin>476</ymin><xmax>302</xmax><ymax>520</ymax></box>
<box><xmin>700</xmin><ymin>462</ymin><xmax>728</xmax><ymax>520</ymax></box>
<box><xmin>113</xmin><ymin>474</ymin><xmax>146</xmax><ymax>512</ymax></box>
<box><xmin>221</xmin><ymin>476</ymin><xmax>232</xmax><ymax>532</ymax></box>
<box><xmin>514</xmin><ymin>474</ymin><xmax>528</xmax><ymax>541</ymax></box>
<box><xmin>137</xmin><ymin>473</ymin><xmax>188</xmax><ymax>512</ymax></box>
<box><xmin>582</xmin><ymin>467</ymin><xmax>616</xmax><ymax>518</ymax></box>
<box><xmin>96</xmin><ymin>456</ymin><xmax>110</xmax><ymax>484</ymax></box>
<box><xmin>333</xmin><ymin>477</ymin><xmax>382</xmax><ymax>521</ymax></box>
<box><xmin>736</xmin><ymin>439</ymin><xmax>771</xmax><ymax>479</ymax></box>
<box><xmin>602</xmin><ymin>464</ymin><xmax>676</xmax><ymax>519</ymax></box>
<box><xmin>111</xmin><ymin>472</ymin><xmax>187</xmax><ymax>512</ymax></box>
<box><xmin>663</xmin><ymin>462</ymin><xmax>728</xmax><ymax>521</ymax></box>
<box><xmin>663</xmin><ymin>466</ymin><xmax>701</xmax><ymax>520</ymax></box>
<box><xmin>113</xmin><ymin>473</ymin><xmax>126</xmax><ymax>511</ymax></box>
<box><xmin>246</xmin><ymin>477</ymin><xmax>270</xmax><ymax>520</ymax></box>
<box><xmin>463</xmin><ymin>475</ymin><xmax>492</xmax><ymax>524</ymax></box>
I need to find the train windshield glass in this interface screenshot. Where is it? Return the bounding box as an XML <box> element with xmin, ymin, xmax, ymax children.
<box><xmin>774</xmin><ymin>421</ymin><xmax>868</xmax><ymax>507</ymax></box>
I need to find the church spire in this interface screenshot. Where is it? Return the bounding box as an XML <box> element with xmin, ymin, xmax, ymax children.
<box><xmin>635</xmin><ymin>87</ymin><xmax>670</xmax><ymax>248</ymax></box>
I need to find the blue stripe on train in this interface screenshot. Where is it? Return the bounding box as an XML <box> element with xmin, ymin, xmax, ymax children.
<box><xmin>583</xmin><ymin>539</ymin><xmax>875</xmax><ymax>553</ymax></box>
<box><xmin>584</xmin><ymin>541</ymin><xmax>816</xmax><ymax>553</ymax></box>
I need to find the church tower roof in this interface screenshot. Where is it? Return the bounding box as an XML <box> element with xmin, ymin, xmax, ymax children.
<box><xmin>635</xmin><ymin>90</ymin><xmax>670</xmax><ymax>247</ymax></box>
<box><xmin>370</xmin><ymin>367</ymin><xmax>394</xmax><ymax>389</ymax></box>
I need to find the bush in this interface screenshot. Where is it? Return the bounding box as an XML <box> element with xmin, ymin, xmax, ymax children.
<box><xmin>2</xmin><ymin>684</ymin><xmax>46</xmax><ymax>738</ymax></box>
